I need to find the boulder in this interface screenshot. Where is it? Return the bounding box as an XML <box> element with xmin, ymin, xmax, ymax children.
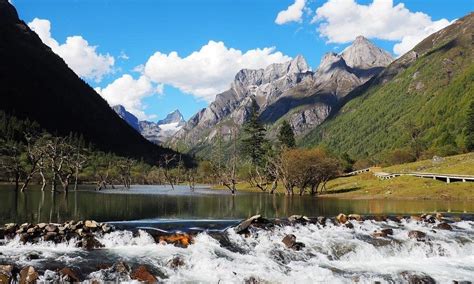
<box><xmin>101</xmin><ymin>224</ymin><xmax>112</xmax><ymax>233</ymax></box>
<box><xmin>0</xmin><ymin>265</ymin><xmax>14</xmax><ymax>284</ymax></box>
<box><xmin>348</xmin><ymin>214</ymin><xmax>363</xmax><ymax>222</ymax></box>
<box><xmin>345</xmin><ymin>222</ymin><xmax>354</xmax><ymax>229</ymax></box>
<box><xmin>408</xmin><ymin>230</ymin><xmax>426</xmax><ymax>241</ymax></box>
<box><xmin>19</xmin><ymin>266</ymin><xmax>38</xmax><ymax>284</ymax></box>
<box><xmin>167</xmin><ymin>256</ymin><xmax>185</xmax><ymax>269</ymax></box>
<box><xmin>85</xmin><ymin>220</ymin><xmax>98</xmax><ymax>229</ymax></box>
<box><xmin>282</xmin><ymin>234</ymin><xmax>296</xmax><ymax>248</ymax></box>
<box><xmin>400</xmin><ymin>271</ymin><xmax>435</xmax><ymax>284</ymax></box>
<box><xmin>113</xmin><ymin>261</ymin><xmax>130</xmax><ymax>275</ymax></box>
<box><xmin>336</xmin><ymin>214</ymin><xmax>347</xmax><ymax>224</ymax></box>
<box><xmin>435</xmin><ymin>213</ymin><xmax>443</xmax><ymax>221</ymax></box>
<box><xmin>234</xmin><ymin>215</ymin><xmax>271</xmax><ymax>234</ymax></box>
<box><xmin>59</xmin><ymin>268</ymin><xmax>80</xmax><ymax>283</ymax></box>
<box><xmin>130</xmin><ymin>265</ymin><xmax>157</xmax><ymax>282</ymax></box>
<box><xmin>435</xmin><ymin>222</ymin><xmax>452</xmax><ymax>230</ymax></box>
<box><xmin>316</xmin><ymin>216</ymin><xmax>327</xmax><ymax>225</ymax></box>
<box><xmin>44</xmin><ymin>232</ymin><xmax>58</xmax><ymax>242</ymax></box>
<box><xmin>26</xmin><ymin>228</ymin><xmax>36</xmax><ymax>234</ymax></box>
<box><xmin>158</xmin><ymin>233</ymin><xmax>193</xmax><ymax>248</ymax></box>
<box><xmin>372</xmin><ymin>228</ymin><xmax>393</xmax><ymax>238</ymax></box>
<box><xmin>80</xmin><ymin>234</ymin><xmax>104</xmax><ymax>250</ymax></box>
<box><xmin>37</xmin><ymin>223</ymin><xmax>47</xmax><ymax>229</ymax></box>
<box><xmin>281</xmin><ymin>234</ymin><xmax>305</xmax><ymax>251</ymax></box>
<box><xmin>288</xmin><ymin>215</ymin><xmax>310</xmax><ymax>224</ymax></box>
<box><xmin>45</xmin><ymin>224</ymin><xmax>57</xmax><ymax>233</ymax></box>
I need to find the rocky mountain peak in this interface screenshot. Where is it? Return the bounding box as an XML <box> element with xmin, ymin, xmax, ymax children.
<box><xmin>263</xmin><ymin>55</ymin><xmax>310</xmax><ymax>81</ymax></box>
<box><xmin>341</xmin><ymin>35</ymin><xmax>393</xmax><ymax>69</ymax></box>
<box><xmin>318</xmin><ymin>52</ymin><xmax>344</xmax><ymax>70</ymax></box>
<box><xmin>157</xmin><ymin>109</ymin><xmax>185</xmax><ymax>125</ymax></box>
<box><xmin>112</xmin><ymin>105</ymin><xmax>139</xmax><ymax>130</ymax></box>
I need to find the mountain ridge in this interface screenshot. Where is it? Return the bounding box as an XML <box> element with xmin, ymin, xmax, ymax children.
<box><xmin>112</xmin><ymin>105</ymin><xmax>185</xmax><ymax>144</ymax></box>
<box><xmin>302</xmin><ymin>13</ymin><xmax>474</xmax><ymax>160</ymax></box>
<box><xmin>0</xmin><ymin>0</ymin><xmax>179</xmax><ymax>163</ymax></box>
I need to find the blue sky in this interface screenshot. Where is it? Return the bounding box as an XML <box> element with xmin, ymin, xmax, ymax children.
<box><xmin>12</xmin><ymin>0</ymin><xmax>474</xmax><ymax>121</ymax></box>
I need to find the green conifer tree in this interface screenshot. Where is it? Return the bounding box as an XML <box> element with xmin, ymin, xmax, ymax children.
<box><xmin>240</xmin><ymin>100</ymin><xmax>267</xmax><ymax>166</ymax></box>
<box><xmin>278</xmin><ymin>120</ymin><xmax>296</xmax><ymax>148</ymax></box>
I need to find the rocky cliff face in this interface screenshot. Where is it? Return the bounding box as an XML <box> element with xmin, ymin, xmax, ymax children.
<box><xmin>112</xmin><ymin>106</ymin><xmax>185</xmax><ymax>144</ymax></box>
<box><xmin>171</xmin><ymin>36</ymin><xmax>393</xmax><ymax>153</ymax></box>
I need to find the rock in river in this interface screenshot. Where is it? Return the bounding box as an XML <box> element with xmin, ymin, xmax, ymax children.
<box><xmin>0</xmin><ymin>265</ymin><xmax>14</xmax><ymax>284</ymax></box>
<box><xmin>408</xmin><ymin>230</ymin><xmax>426</xmax><ymax>241</ymax></box>
<box><xmin>19</xmin><ymin>266</ymin><xmax>39</xmax><ymax>284</ymax></box>
<box><xmin>131</xmin><ymin>265</ymin><xmax>157</xmax><ymax>282</ymax></box>
<box><xmin>282</xmin><ymin>234</ymin><xmax>305</xmax><ymax>251</ymax></box>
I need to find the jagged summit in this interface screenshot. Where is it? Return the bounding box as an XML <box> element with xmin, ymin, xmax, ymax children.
<box><xmin>112</xmin><ymin>105</ymin><xmax>184</xmax><ymax>144</ymax></box>
<box><xmin>158</xmin><ymin>109</ymin><xmax>185</xmax><ymax>125</ymax></box>
<box><xmin>317</xmin><ymin>52</ymin><xmax>349</xmax><ymax>74</ymax></box>
<box><xmin>341</xmin><ymin>35</ymin><xmax>393</xmax><ymax>69</ymax></box>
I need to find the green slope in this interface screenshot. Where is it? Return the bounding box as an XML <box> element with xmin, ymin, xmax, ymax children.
<box><xmin>302</xmin><ymin>13</ymin><xmax>474</xmax><ymax>161</ymax></box>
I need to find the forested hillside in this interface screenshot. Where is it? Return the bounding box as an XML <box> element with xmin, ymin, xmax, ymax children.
<box><xmin>303</xmin><ymin>13</ymin><xmax>474</xmax><ymax>163</ymax></box>
<box><xmin>0</xmin><ymin>0</ymin><xmax>178</xmax><ymax>163</ymax></box>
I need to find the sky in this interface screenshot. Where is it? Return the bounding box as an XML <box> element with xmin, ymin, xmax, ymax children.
<box><xmin>11</xmin><ymin>0</ymin><xmax>474</xmax><ymax>121</ymax></box>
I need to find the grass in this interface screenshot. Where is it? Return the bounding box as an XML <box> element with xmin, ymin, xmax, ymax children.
<box><xmin>323</xmin><ymin>152</ymin><xmax>474</xmax><ymax>200</ymax></box>
<box><xmin>213</xmin><ymin>152</ymin><xmax>474</xmax><ymax>200</ymax></box>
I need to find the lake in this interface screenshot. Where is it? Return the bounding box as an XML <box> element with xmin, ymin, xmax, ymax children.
<box><xmin>1</xmin><ymin>184</ymin><xmax>473</xmax><ymax>225</ymax></box>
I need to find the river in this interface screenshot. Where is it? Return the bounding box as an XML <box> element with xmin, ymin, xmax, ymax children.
<box><xmin>0</xmin><ymin>185</ymin><xmax>473</xmax><ymax>283</ymax></box>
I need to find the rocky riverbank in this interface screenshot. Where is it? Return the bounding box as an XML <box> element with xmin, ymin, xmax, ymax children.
<box><xmin>0</xmin><ymin>213</ymin><xmax>472</xmax><ymax>283</ymax></box>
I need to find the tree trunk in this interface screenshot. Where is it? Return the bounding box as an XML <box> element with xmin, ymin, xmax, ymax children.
<box><xmin>73</xmin><ymin>168</ymin><xmax>79</xmax><ymax>191</ymax></box>
<box><xmin>20</xmin><ymin>175</ymin><xmax>33</xmax><ymax>192</ymax></box>
<box><xmin>51</xmin><ymin>172</ymin><xmax>57</xmax><ymax>192</ymax></box>
<box><xmin>270</xmin><ymin>179</ymin><xmax>278</xmax><ymax>194</ymax></box>
<box><xmin>39</xmin><ymin>170</ymin><xmax>46</xmax><ymax>191</ymax></box>
<box><xmin>14</xmin><ymin>171</ymin><xmax>20</xmax><ymax>192</ymax></box>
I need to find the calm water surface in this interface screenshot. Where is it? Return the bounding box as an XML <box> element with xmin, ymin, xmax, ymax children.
<box><xmin>1</xmin><ymin>184</ymin><xmax>473</xmax><ymax>224</ymax></box>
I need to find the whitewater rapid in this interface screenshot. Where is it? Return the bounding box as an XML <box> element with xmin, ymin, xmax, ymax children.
<box><xmin>1</xmin><ymin>217</ymin><xmax>473</xmax><ymax>283</ymax></box>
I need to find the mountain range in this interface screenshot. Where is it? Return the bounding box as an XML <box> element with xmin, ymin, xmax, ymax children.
<box><xmin>0</xmin><ymin>0</ymin><xmax>179</xmax><ymax>163</ymax></box>
<box><xmin>1</xmin><ymin>0</ymin><xmax>472</xmax><ymax>163</ymax></box>
<box><xmin>169</xmin><ymin>35</ymin><xmax>394</xmax><ymax>155</ymax></box>
<box><xmin>112</xmin><ymin>106</ymin><xmax>185</xmax><ymax>144</ymax></box>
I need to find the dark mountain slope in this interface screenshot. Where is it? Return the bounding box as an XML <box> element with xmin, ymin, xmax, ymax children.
<box><xmin>0</xmin><ymin>0</ymin><xmax>178</xmax><ymax>162</ymax></box>
<box><xmin>303</xmin><ymin>13</ymin><xmax>474</xmax><ymax>160</ymax></box>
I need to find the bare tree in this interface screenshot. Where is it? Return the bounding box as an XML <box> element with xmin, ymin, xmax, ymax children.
<box><xmin>117</xmin><ymin>158</ymin><xmax>134</xmax><ymax>189</ymax></box>
<box><xmin>20</xmin><ymin>133</ymin><xmax>45</xmax><ymax>192</ymax></box>
<box><xmin>72</xmin><ymin>146</ymin><xmax>87</xmax><ymax>191</ymax></box>
<box><xmin>186</xmin><ymin>168</ymin><xmax>197</xmax><ymax>191</ymax></box>
<box><xmin>160</xmin><ymin>154</ymin><xmax>177</xmax><ymax>190</ymax></box>
<box><xmin>218</xmin><ymin>127</ymin><xmax>238</xmax><ymax>194</ymax></box>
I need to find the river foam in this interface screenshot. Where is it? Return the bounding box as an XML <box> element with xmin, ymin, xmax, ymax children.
<box><xmin>1</xmin><ymin>217</ymin><xmax>473</xmax><ymax>283</ymax></box>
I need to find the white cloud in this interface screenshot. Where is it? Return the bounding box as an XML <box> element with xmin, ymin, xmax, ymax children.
<box><xmin>143</xmin><ymin>40</ymin><xmax>291</xmax><ymax>102</ymax></box>
<box><xmin>95</xmin><ymin>75</ymin><xmax>155</xmax><ymax>120</ymax></box>
<box><xmin>119</xmin><ymin>51</ymin><xmax>129</xmax><ymax>60</ymax></box>
<box><xmin>313</xmin><ymin>0</ymin><xmax>452</xmax><ymax>56</ymax></box>
<box><xmin>393</xmin><ymin>18</ymin><xmax>452</xmax><ymax>55</ymax></box>
<box><xmin>28</xmin><ymin>18</ymin><xmax>114</xmax><ymax>82</ymax></box>
<box><xmin>275</xmin><ymin>0</ymin><xmax>306</xmax><ymax>25</ymax></box>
